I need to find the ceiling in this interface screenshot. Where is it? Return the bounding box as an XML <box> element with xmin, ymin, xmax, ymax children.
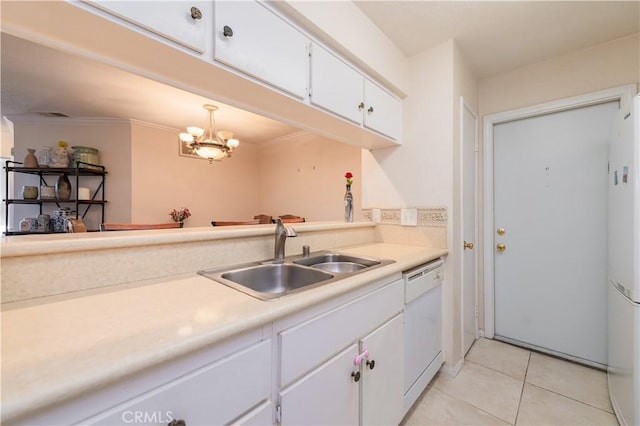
<box><xmin>2</xmin><ymin>2</ymin><xmax>638</xmax><ymax>142</ymax></box>
<box><xmin>355</xmin><ymin>1</ymin><xmax>640</xmax><ymax>78</ymax></box>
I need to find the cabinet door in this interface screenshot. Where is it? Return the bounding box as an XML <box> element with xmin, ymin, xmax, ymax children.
<box><xmin>87</xmin><ymin>1</ymin><xmax>209</xmax><ymax>53</ymax></box>
<box><xmin>83</xmin><ymin>340</ymin><xmax>271</xmax><ymax>426</ymax></box>
<box><xmin>310</xmin><ymin>43</ymin><xmax>363</xmax><ymax>124</ymax></box>
<box><xmin>214</xmin><ymin>1</ymin><xmax>309</xmax><ymax>99</ymax></box>
<box><xmin>279</xmin><ymin>343</ymin><xmax>359</xmax><ymax>426</ymax></box>
<box><xmin>363</xmin><ymin>78</ymin><xmax>401</xmax><ymax>140</ymax></box>
<box><xmin>361</xmin><ymin>314</ymin><xmax>404</xmax><ymax>426</ymax></box>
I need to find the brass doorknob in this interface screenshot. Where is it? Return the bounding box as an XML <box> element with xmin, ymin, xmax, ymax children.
<box><xmin>496</xmin><ymin>243</ymin><xmax>506</xmax><ymax>252</ymax></box>
<box><xmin>497</xmin><ymin>227</ymin><xmax>505</xmax><ymax>236</ymax></box>
<box><xmin>464</xmin><ymin>241</ymin><xmax>474</xmax><ymax>250</ymax></box>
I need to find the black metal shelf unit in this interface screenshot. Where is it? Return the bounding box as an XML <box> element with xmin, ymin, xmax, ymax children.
<box><xmin>3</xmin><ymin>160</ymin><xmax>108</xmax><ymax>235</ymax></box>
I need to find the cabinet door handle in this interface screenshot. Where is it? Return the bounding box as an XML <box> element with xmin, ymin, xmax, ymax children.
<box><xmin>351</xmin><ymin>371</ymin><xmax>361</xmax><ymax>382</ymax></box>
<box><xmin>223</xmin><ymin>25</ymin><xmax>234</xmax><ymax>37</ymax></box>
<box><xmin>367</xmin><ymin>106</ymin><xmax>374</xmax><ymax>113</ymax></box>
<box><xmin>358</xmin><ymin>102</ymin><xmax>365</xmax><ymax>110</ymax></box>
<box><xmin>190</xmin><ymin>7</ymin><xmax>202</xmax><ymax>20</ymax></box>
<box><xmin>366</xmin><ymin>359</ymin><xmax>375</xmax><ymax>370</ymax></box>
<box><xmin>168</xmin><ymin>419</ymin><xmax>186</xmax><ymax>426</ymax></box>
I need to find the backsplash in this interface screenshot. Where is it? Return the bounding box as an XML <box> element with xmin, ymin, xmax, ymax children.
<box><xmin>362</xmin><ymin>206</ymin><xmax>447</xmax><ymax>227</ymax></box>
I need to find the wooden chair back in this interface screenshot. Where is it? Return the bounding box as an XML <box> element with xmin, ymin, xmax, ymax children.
<box><xmin>253</xmin><ymin>214</ymin><xmax>273</xmax><ymax>224</ymax></box>
<box><xmin>100</xmin><ymin>222</ymin><xmax>182</xmax><ymax>231</ymax></box>
<box><xmin>279</xmin><ymin>215</ymin><xmax>305</xmax><ymax>223</ymax></box>
<box><xmin>211</xmin><ymin>220</ymin><xmax>261</xmax><ymax>226</ymax></box>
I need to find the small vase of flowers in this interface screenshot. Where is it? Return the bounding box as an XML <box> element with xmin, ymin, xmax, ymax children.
<box><xmin>344</xmin><ymin>172</ymin><xmax>354</xmax><ymax>222</ymax></box>
<box><xmin>169</xmin><ymin>207</ymin><xmax>191</xmax><ymax>227</ymax></box>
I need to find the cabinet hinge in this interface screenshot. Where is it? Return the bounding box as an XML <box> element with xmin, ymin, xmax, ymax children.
<box><xmin>474</xmin><ymin>305</ymin><xmax>479</xmax><ymax>319</ymax></box>
<box><xmin>276</xmin><ymin>404</ymin><xmax>282</xmax><ymax>424</ymax></box>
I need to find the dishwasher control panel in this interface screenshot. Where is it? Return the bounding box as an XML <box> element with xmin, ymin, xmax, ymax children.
<box><xmin>403</xmin><ymin>259</ymin><xmax>444</xmax><ymax>304</ymax></box>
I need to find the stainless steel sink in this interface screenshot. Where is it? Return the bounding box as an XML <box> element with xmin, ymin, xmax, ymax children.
<box><xmin>200</xmin><ymin>263</ymin><xmax>334</xmax><ymax>300</ymax></box>
<box><xmin>293</xmin><ymin>253</ymin><xmax>381</xmax><ymax>273</ymax></box>
<box><xmin>198</xmin><ymin>251</ymin><xmax>394</xmax><ymax>300</ymax></box>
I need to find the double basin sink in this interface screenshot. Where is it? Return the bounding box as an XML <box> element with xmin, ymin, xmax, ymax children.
<box><xmin>198</xmin><ymin>252</ymin><xmax>395</xmax><ymax>300</ymax></box>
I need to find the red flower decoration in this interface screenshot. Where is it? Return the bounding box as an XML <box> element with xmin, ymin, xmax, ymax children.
<box><xmin>345</xmin><ymin>172</ymin><xmax>353</xmax><ymax>186</ymax></box>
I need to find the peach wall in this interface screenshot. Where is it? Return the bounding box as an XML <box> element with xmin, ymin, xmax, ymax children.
<box><xmin>130</xmin><ymin>121</ymin><xmax>260</xmax><ymax>227</ymax></box>
<box><xmin>479</xmin><ymin>33</ymin><xmax>639</xmax><ymax>117</ymax></box>
<box><xmin>256</xmin><ymin>132</ymin><xmax>362</xmax><ymax>222</ymax></box>
<box><xmin>9</xmin><ymin>119</ymin><xmax>364</xmax><ymax>231</ymax></box>
<box><xmin>9</xmin><ymin>119</ymin><xmax>132</xmax><ymax>231</ymax></box>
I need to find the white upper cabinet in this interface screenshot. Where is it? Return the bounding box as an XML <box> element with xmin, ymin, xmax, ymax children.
<box><xmin>310</xmin><ymin>44</ymin><xmax>363</xmax><ymax>125</ymax></box>
<box><xmin>310</xmin><ymin>43</ymin><xmax>401</xmax><ymax>140</ymax></box>
<box><xmin>86</xmin><ymin>1</ymin><xmax>210</xmax><ymax>53</ymax></box>
<box><xmin>214</xmin><ymin>1</ymin><xmax>310</xmax><ymax>99</ymax></box>
<box><xmin>363</xmin><ymin>78</ymin><xmax>402</xmax><ymax>140</ymax></box>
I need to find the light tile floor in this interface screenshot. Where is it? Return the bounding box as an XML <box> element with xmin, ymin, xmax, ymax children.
<box><xmin>401</xmin><ymin>338</ymin><xmax>618</xmax><ymax>426</ymax></box>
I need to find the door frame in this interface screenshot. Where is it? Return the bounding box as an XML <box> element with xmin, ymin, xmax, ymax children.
<box><xmin>460</xmin><ymin>96</ymin><xmax>479</xmax><ymax>353</ymax></box>
<box><xmin>483</xmin><ymin>84</ymin><xmax>637</xmax><ymax>338</ymax></box>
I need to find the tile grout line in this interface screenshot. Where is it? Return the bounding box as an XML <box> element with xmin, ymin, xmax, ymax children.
<box><xmin>525</xmin><ymin>382</ymin><xmax>616</xmax><ymax>416</ymax></box>
<box><xmin>431</xmin><ymin>384</ymin><xmax>515</xmax><ymax>425</ymax></box>
<box><xmin>513</xmin><ymin>351</ymin><xmax>532</xmax><ymax>425</ymax></box>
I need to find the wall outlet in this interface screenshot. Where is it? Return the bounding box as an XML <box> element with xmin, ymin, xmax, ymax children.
<box><xmin>400</xmin><ymin>208</ymin><xmax>418</xmax><ymax>226</ymax></box>
<box><xmin>372</xmin><ymin>208</ymin><xmax>381</xmax><ymax>223</ymax></box>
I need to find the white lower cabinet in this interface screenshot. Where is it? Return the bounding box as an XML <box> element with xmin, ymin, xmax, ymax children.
<box><xmin>82</xmin><ymin>339</ymin><xmax>271</xmax><ymax>426</ymax></box>
<box><xmin>279</xmin><ymin>343</ymin><xmax>360</xmax><ymax>426</ymax></box>
<box><xmin>277</xmin><ymin>279</ymin><xmax>404</xmax><ymax>425</ymax></box>
<box><xmin>361</xmin><ymin>314</ymin><xmax>404</xmax><ymax>426</ymax></box>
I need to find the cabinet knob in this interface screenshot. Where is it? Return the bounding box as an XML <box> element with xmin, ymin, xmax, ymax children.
<box><xmin>168</xmin><ymin>419</ymin><xmax>186</xmax><ymax>426</ymax></box>
<box><xmin>190</xmin><ymin>7</ymin><xmax>202</xmax><ymax>20</ymax></box>
<box><xmin>366</xmin><ymin>359</ymin><xmax>375</xmax><ymax>370</ymax></box>
<box><xmin>367</xmin><ymin>106</ymin><xmax>374</xmax><ymax>113</ymax></box>
<box><xmin>351</xmin><ymin>371</ymin><xmax>361</xmax><ymax>382</ymax></box>
<box><xmin>358</xmin><ymin>102</ymin><xmax>365</xmax><ymax>110</ymax></box>
<box><xmin>223</xmin><ymin>25</ymin><xmax>234</xmax><ymax>37</ymax></box>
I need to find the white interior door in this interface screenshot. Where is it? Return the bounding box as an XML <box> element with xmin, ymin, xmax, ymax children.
<box><xmin>493</xmin><ymin>101</ymin><xmax>618</xmax><ymax>365</ymax></box>
<box><xmin>461</xmin><ymin>99</ymin><xmax>478</xmax><ymax>356</ymax></box>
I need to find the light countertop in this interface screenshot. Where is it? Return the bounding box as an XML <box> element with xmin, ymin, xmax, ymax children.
<box><xmin>1</xmin><ymin>243</ymin><xmax>447</xmax><ymax>423</ymax></box>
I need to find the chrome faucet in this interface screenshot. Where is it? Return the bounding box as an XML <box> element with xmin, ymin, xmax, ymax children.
<box><xmin>274</xmin><ymin>218</ymin><xmax>297</xmax><ymax>261</ymax></box>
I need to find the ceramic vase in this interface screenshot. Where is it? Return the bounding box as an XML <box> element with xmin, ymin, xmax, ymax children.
<box><xmin>55</xmin><ymin>174</ymin><xmax>72</xmax><ymax>200</ymax></box>
<box><xmin>23</xmin><ymin>149</ymin><xmax>39</xmax><ymax>168</ymax></box>
<box><xmin>344</xmin><ymin>184</ymin><xmax>354</xmax><ymax>222</ymax></box>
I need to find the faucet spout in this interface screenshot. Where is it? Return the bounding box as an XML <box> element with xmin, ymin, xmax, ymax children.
<box><xmin>274</xmin><ymin>218</ymin><xmax>297</xmax><ymax>261</ymax></box>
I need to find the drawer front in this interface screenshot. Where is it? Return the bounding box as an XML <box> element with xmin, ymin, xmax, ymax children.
<box><xmin>279</xmin><ymin>279</ymin><xmax>403</xmax><ymax>387</ymax></box>
<box><xmin>84</xmin><ymin>340</ymin><xmax>271</xmax><ymax>426</ymax></box>
<box><xmin>405</xmin><ymin>263</ymin><xmax>443</xmax><ymax>304</ymax></box>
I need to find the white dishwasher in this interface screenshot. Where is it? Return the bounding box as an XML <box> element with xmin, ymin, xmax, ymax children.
<box><xmin>403</xmin><ymin>258</ymin><xmax>444</xmax><ymax>414</ymax></box>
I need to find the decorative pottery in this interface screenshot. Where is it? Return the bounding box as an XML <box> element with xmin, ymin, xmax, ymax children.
<box><xmin>53</xmin><ymin>207</ymin><xmax>74</xmax><ymax>232</ymax></box>
<box><xmin>37</xmin><ymin>214</ymin><xmax>52</xmax><ymax>232</ymax></box>
<box><xmin>40</xmin><ymin>185</ymin><xmax>56</xmax><ymax>200</ymax></box>
<box><xmin>36</xmin><ymin>147</ymin><xmax>52</xmax><ymax>167</ymax></box>
<box><xmin>50</xmin><ymin>146</ymin><xmax>70</xmax><ymax>168</ymax></box>
<box><xmin>72</xmin><ymin>146</ymin><xmax>100</xmax><ymax>168</ymax></box>
<box><xmin>55</xmin><ymin>174</ymin><xmax>72</xmax><ymax>200</ymax></box>
<box><xmin>23</xmin><ymin>149</ymin><xmax>39</xmax><ymax>168</ymax></box>
<box><xmin>21</xmin><ymin>185</ymin><xmax>38</xmax><ymax>200</ymax></box>
<box><xmin>77</xmin><ymin>187</ymin><xmax>91</xmax><ymax>200</ymax></box>
<box><xmin>344</xmin><ymin>184</ymin><xmax>354</xmax><ymax>222</ymax></box>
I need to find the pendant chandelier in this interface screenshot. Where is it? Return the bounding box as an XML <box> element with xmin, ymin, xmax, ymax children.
<box><xmin>179</xmin><ymin>104</ymin><xmax>240</xmax><ymax>163</ymax></box>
